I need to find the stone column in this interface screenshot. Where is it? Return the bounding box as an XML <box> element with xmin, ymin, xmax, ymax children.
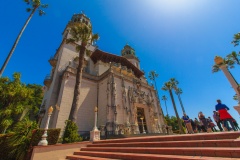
<box><xmin>140</xmin><ymin>117</ymin><xmax>146</xmax><ymax>134</ymax></box>
<box><xmin>154</xmin><ymin>118</ymin><xmax>160</xmax><ymax>133</ymax></box>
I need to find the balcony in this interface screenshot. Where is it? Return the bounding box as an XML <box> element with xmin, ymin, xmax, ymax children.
<box><xmin>112</xmin><ymin>62</ymin><xmax>121</xmax><ymax>72</ymax></box>
<box><xmin>44</xmin><ymin>74</ymin><xmax>52</xmax><ymax>88</ymax></box>
<box><xmin>48</xmin><ymin>56</ymin><xmax>58</xmax><ymax>67</ymax></box>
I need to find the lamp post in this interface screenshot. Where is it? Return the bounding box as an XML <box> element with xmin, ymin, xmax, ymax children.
<box><xmin>93</xmin><ymin>106</ymin><xmax>98</xmax><ymax>131</ymax></box>
<box><xmin>38</xmin><ymin>106</ymin><xmax>53</xmax><ymax>146</ymax></box>
<box><xmin>90</xmin><ymin>106</ymin><xmax>100</xmax><ymax>141</ymax></box>
<box><xmin>140</xmin><ymin>117</ymin><xmax>146</xmax><ymax>134</ymax></box>
<box><xmin>214</xmin><ymin>56</ymin><xmax>240</xmax><ymax>114</ymax></box>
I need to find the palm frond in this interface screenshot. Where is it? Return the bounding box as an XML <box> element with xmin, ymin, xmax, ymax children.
<box><xmin>38</xmin><ymin>10</ymin><xmax>45</xmax><ymax>16</ymax></box>
<box><xmin>76</xmin><ymin>45</ymin><xmax>81</xmax><ymax>52</ymax></box>
<box><xmin>41</xmin><ymin>4</ymin><xmax>48</xmax><ymax>8</ymax></box>
<box><xmin>7</xmin><ymin>119</ymin><xmax>38</xmax><ymax>160</ymax></box>
<box><xmin>170</xmin><ymin>78</ymin><xmax>179</xmax><ymax>87</ymax></box>
<box><xmin>161</xmin><ymin>95</ymin><xmax>167</xmax><ymax>101</ymax></box>
<box><xmin>26</xmin><ymin>8</ymin><xmax>31</xmax><ymax>12</ymax></box>
<box><xmin>67</xmin><ymin>22</ymin><xmax>99</xmax><ymax>50</ymax></box>
<box><xmin>162</xmin><ymin>82</ymin><xmax>171</xmax><ymax>91</ymax></box>
<box><xmin>212</xmin><ymin>64</ymin><xmax>220</xmax><ymax>73</ymax></box>
<box><xmin>175</xmin><ymin>88</ymin><xmax>182</xmax><ymax>95</ymax></box>
<box><xmin>86</xmin><ymin>50</ymin><xmax>92</xmax><ymax>57</ymax></box>
<box><xmin>148</xmin><ymin>71</ymin><xmax>158</xmax><ymax>80</ymax></box>
<box><xmin>15</xmin><ymin>104</ymin><xmax>25</xmax><ymax>114</ymax></box>
<box><xmin>1</xmin><ymin>118</ymin><xmax>13</xmax><ymax>129</ymax></box>
<box><xmin>66</xmin><ymin>38</ymin><xmax>76</xmax><ymax>44</ymax></box>
<box><xmin>232</xmin><ymin>32</ymin><xmax>240</xmax><ymax>47</ymax></box>
<box><xmin>91</xmin><ymin>34</ymin><xmax>99</xmax><ymax>43</ymax></box>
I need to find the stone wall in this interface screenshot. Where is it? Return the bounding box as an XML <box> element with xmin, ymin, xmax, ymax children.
<box><xmin>76</xmin><ymin>78</ymin><xmax>97</xmax><ymax>132</ymax></box>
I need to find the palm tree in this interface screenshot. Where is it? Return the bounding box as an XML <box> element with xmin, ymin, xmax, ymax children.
<box><xmin>66</xmin><ymin>22</ymin><xmax>99</xmax><ymax>122</ymax></box>
<box><xmin>148</xmin><ymin>71</ymin><xmax>159</xmax><ymax>99</ymax></box>
<box><xmin>161</xmin><ymin>95</ymin><xmax>168</xmax><ymax>116</ymax></box>
<box><xmin>174</xmin><ymin>87</ymin><xmax>186</xmax><ymax>114</ymax></box>
<box><xmin>0</xmin><ymin>0</ymin><xmax>48</xmax><ymax>77</ymax></box>
<box><xmin>162</xmin><ymin>78</ymin><xmax>184</xmax><ymax>134</ymax></box>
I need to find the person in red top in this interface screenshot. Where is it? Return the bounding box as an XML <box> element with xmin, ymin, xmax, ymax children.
<box><xmin>215</xmin><ymin>99</ymin><xmax>236</xmax><ymax>131</ymax></box>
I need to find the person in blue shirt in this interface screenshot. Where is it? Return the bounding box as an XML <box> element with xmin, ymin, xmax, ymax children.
<box><xmin>182</xmin><ymin>113</ymin><xmax>194</xmax><ymax>134</ymax></box>
<box><xmin>215</xmin><ymin>99</ymin><xmax>236</xmax><ymax>131</ymax></box>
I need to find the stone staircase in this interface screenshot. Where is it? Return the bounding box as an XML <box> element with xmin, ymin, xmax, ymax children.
<box><xmin>66</xmin><ymin>131</ymin><xmax>240</xmax><ymax>160</ymax></box>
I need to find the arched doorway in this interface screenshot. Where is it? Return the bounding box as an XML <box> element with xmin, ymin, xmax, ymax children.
<box><xmin>137</xmin><ymin>107</ymin><xmax>147</xmax><ymax>133</ymax></box>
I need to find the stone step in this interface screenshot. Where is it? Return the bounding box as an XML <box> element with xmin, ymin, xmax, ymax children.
<box><xmin>66</xmin><ymin>154</ymin><xmax>119</xmax><ymax>160</ymax></box>
<box><xmin>88</xmin><ymin>139</ymin><xmax>240</xmax><ymax>148</ymax></box>
<box><xmin>94</xmin><ymin>132</ymin><xmax>240</xmax><ymax>144</ymax></box>
<box><xmin>79</xmin><ymin>147</ymin><xmax>240</xmax><ymax>158</ymax></box>
<box><xmin>102</xmin><ymin>133</ymin><xmax>166</xmax><ymax>139</ymax></box>
<box><xmin>70</xmin><ymin>151</ymin><xmax>239</xmax><ymax>160</ymax></box>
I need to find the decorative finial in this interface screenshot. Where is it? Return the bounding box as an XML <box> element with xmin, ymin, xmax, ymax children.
<box><xmin>55</xmin><ymin>104</ymin><xmax>60</xmax><ymax>111</ymax></box>
<box><xmin>48</xmin><ymin>106</ymin><xmax>53</xmax><ymax>114</ymax></box>
<box><xmin>94</xmin><ymin>106</ymin><xmax>98</xmax><ymax>112</ymax></box>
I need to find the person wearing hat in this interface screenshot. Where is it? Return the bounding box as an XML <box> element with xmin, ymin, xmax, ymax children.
<box><xmin>215</xmin><ymin>99</ymin><xmax>236</xmax><ymax>131</ymax></box>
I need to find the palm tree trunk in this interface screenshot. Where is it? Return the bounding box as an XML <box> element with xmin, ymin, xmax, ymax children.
<box><xmin>177</xmin><ymin>94</ymin><xmax>185</xmax><ymax>114</ymax></box>
<box><xmin>69</xmin><ymin>44</ymin><xmax>86</xmax><ymax>122</ymax></box>
<box><xmin>153</xmin><ymin>77</ymin><xmax>160</xmax><ymax>101</ymax></box>
<box><xmin>0</xmin><ymin>7</ymin><xmax>38</xmax><ymax>77</ymax></box>
<box><xmin>164</xmin><ymin>100</ymin><xmax>168</xmax><ymax>116</ymax></box>
<box><xmin>169</xmin><ymin>89</ymin><xmax>184</xmax><ymax>134</ymax></box>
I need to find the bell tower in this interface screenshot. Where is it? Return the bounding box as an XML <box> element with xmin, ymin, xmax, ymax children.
<box><xmin>62</xmin><ymin>12</ymin><xmax>91</xmax><ymax>39</ymax></box>
<box><xmin>70</xmin><ymin>13</ymin><xmax>91</xmax><ymax>25</ymax></box>
<box><xmin>121</xmin><ymin>44</ymin><xmax>140</xmax><ymax>69</ymax></box>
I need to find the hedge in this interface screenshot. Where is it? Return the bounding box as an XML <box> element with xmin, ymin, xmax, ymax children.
<box><xmin>30</xmin><ymin>128</ymin><xmax>61</xmax><ymax>146</ymax></box>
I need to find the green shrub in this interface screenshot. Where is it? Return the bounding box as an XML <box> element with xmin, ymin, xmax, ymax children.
<box><xmin>0</xmin><ymin>133</ymin><xmax>15</xmax><ymax>160</ymax></box>
<box><xmin>0</xmin><ymin>127</ymin><xmax>61</xmax><ymax>160</ymax></box>
<box><xmin>4</xmin><ymin>119</ymin><xmax>38</xmax><ymax>160</ymax></box>
<box><xmin>62</xmin><ymin>120</ymin><xmax>82</xmax><ymax>143</ymax></box>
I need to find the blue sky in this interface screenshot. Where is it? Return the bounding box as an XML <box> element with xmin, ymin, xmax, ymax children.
<box><xmin>1</xmin><ymin>0</ymin><xmax>240</xmax><ymax>121</ymax></box>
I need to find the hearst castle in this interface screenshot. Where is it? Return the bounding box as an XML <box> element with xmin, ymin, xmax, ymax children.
<box><xmin>40</xmin><ymin>13</ymin><xmax>168</xmax><ymax>136</ymax></box>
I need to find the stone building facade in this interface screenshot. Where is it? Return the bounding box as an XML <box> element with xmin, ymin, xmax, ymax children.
<box><xmin>40</xmin><ymin>13</ymin><xmax>166</xmax><ymax>136</ymax></box>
